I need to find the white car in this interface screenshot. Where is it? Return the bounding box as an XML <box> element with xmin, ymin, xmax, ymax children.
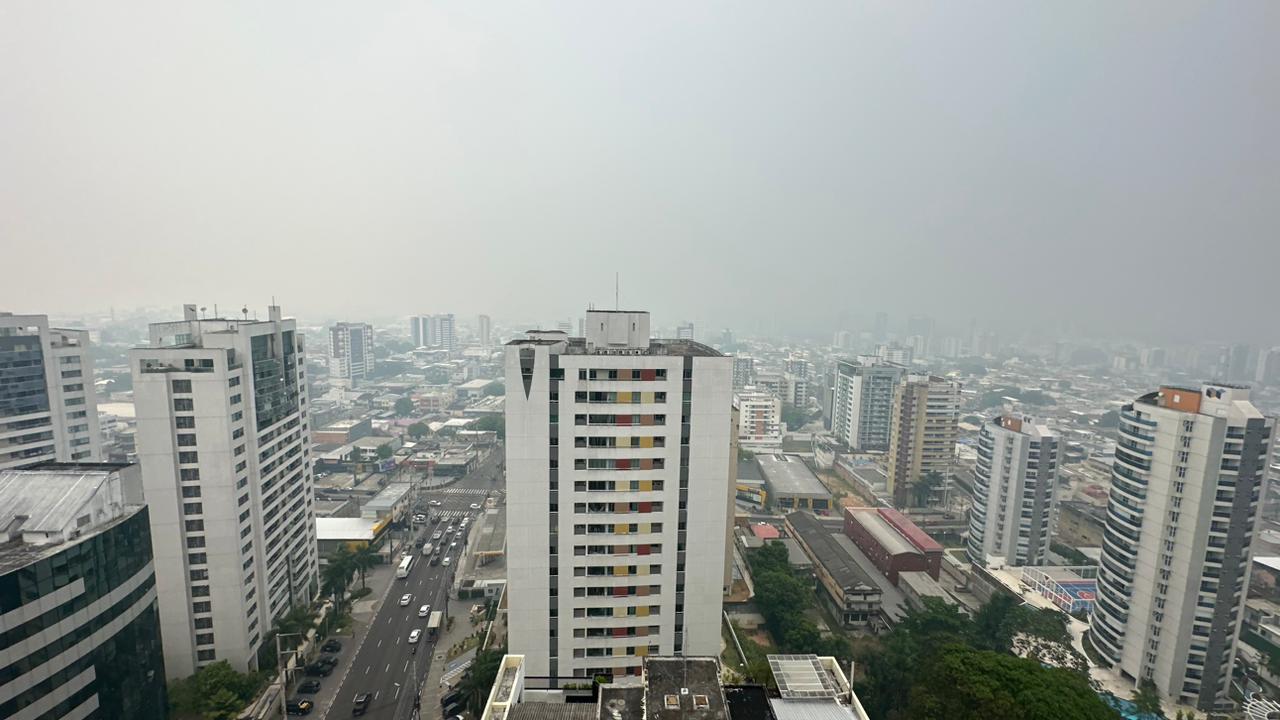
<box><xmin>450</xmin><ymin>541</ymin><xmax>458</xmax><ymax>549</ymax></box>
<box><xmin>470</xmin><ymin>503</ymin><xmax>482</xmax><ymax>510</ymax></box>
<box><xmin>399</xmin><ymin>593</ymin><xmax>412</xmax><ymax>607</ymax></box>
<box><xmin>442</xmin><ymin>557</ymin><xmax>452</xmax><ymax>566</ymax></box>
<box><xmin>428</xmin><ymin>500</ymin><xmax>442</xmax><ymax>507</ymax></box>
<box><xmin>418</xmin><ymin>604</ymin><xmax>431</xmax><ymax>617</ymax></box>
<box><xmin>408</xmin><ymin>629</ymin><xmax>421</xmax><ymax>644</ymax></box>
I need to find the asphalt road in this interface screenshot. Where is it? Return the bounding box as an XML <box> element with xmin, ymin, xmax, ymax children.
<box><xmin>321</xmin><ymin>447</ymin><xmax>504</xmax><ymax>720</ymax></box>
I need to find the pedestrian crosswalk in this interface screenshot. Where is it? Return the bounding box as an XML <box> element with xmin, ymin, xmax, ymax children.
<box><xmin>433</xmin><ymin>509</ymin><xmax>474</xmax><ymax>521</ymax></box>
<box><xmin>437</xmin><ymin>488</ymin><xmax>489</xmax><ymax>496</ymax></box>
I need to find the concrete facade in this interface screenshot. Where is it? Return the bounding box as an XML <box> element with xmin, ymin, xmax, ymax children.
<box><xmin>505</xmin><ymin>310</ymin><xmax>733</xmax><ymax>679</ymax></box>
<box><xmin>132</xmin><ymin>304</ymin><xmax>319</xmax><ymax>678</ymax></box>
<box><xmin>830</xmin><ymin>358</ymin><xmax>903</xmax><ymax>452</ymax></box>
<box><xmin>328</xmin><ymin>321</ymin><xmax>374</xmax><ymax>383</ymax></box>
<box><xmin>967</xmin><ymin>415</ymin><xmax>1060</xmax><ymax>567</ymax></box>
<box><xmin>886</xmin><ymin>374</ymin><xmax>960</xmax><ymax>507</ymax></box>
<box><xmin>1089</xmin><ymin>383</ymin><xmax>1274</xmax><ymax>712</ymax></box>
<box><xmin>733</xmin><ymin>387</ymin><xmax>782</xmax><ymax>452</ymax></box>
<box><xmin>0</xmin><ymin>313</ymin><xmax>101</xmax><ymax>470</ymax></box>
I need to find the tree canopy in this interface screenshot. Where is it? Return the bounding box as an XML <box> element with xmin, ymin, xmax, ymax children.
<box><xmin>855</xmin><ymin>598</ymin><xmax>1117</xmax><ymax>720</ymax></box>
<box><xmin>168</xmin><ymin>661</ymin><xmax>262</xmax><ymax>720</ymax></box>
<box><xmin>472</xmin><ymin>414</ymin><xmax>505</xmax><ymax>439</ymax></box>
<box><xmin>747</xmin><ymin>543</ymin><xmax>850</xmax><ymax>661</ymax></box>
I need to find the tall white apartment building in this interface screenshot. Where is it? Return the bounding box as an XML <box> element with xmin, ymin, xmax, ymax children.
<box><xmin>731</xmin><ymin>356</ymin><xmax>755</xmax><ymax>390</ymax></box>
<box><xmin>328</xmin><ymin>322</ymin><xmax>374</xmax><ymax>384</ymax></box>
<box><xmin>733</xmin><ymin>387</ymin><xmax>783</xmax><ymax>452</ymax></box>
<box><xmin>132</xmin><ymin>304</ymin><xmax>319</xmax><ymax>677</ymax></box>
<box><xmin>1</xmin><ymin>313</ymin><xmax>101</xmax><ymax>470</ymax></box>
<box><xmin>505</xmin><ymin>310</ymin><xmax>733</xmax><ymax>680</ymax></box>
<box><xmin>782</xmin><ymin>373</ymin><xmax>809</xmax><ymax>408</ymax></box>
<box><xmin>784</xmin><ymin>355</ymin><xmax>812</xmax><ymax>381</ymax></box>
<box><xmin>967</xmin><ymin>415</ymin><xmax>1060</xmax><ymax>566</ymax></box>
<box><xmin>478</xmin><ymin>314</ymin><xmax>493</xmax><ymax>349</ymax></box>
<box><xmin>1089</xmin><ymin>383</ymin><xmax>1273</xmax><ymax>712</ymax></box>
<box><xmin>676</xmin><ymin>322</ymin><xmax>694</xmax><ymax>340</ymax></box>
<box><xmin>830</xmin><ymin>358</ymin><xmax>903</xmax><ymax>452</ymax></box>
<box><xmin>411</xmin><ymin>314</ymin><xmax>458</xmax><ymax>352</ymax></box>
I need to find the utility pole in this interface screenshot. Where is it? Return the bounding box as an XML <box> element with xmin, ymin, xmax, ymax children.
<box><xmin>276</xmin><ymin>632</ymin><xmax>302</xmax><ymax>718</ymax></box>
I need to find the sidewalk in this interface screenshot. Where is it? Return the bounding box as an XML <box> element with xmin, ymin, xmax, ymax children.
<box><xmin>314</xmin><ymin>561</ymin><xmax>400</xmax><ymax>718</ymax></box>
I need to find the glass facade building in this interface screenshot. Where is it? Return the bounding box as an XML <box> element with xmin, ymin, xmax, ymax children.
<box><xmin>0</xmin><ymin>505</ymin><xmax>167</xmax><ymax>719</ymax></box>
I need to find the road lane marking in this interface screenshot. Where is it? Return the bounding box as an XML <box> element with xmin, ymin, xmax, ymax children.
<box><xmin>364</xmin><ymin>666</ymin><xmax>370</xmax><ymax>675</ymax></box>
<box><xmin>376</xmin><ymin>639</ymin><xmax>382</xmax><ymax>648</ymax></box>
<box><xmin>385</xmin><ymin>663</ymin><xmax>391</xmax><ymax>673</ymax></box>
<box><xmin>404</xmin><ymin>660</ymin><xmax>409</xmax><ymax>672</ymax></box>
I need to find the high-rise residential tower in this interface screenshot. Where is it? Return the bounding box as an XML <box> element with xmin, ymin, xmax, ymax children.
<box><xmin>328</xmin><ymin>321</ymin><xmax>374</xmax><ymax>384</ymax></box>
<box><xmin>132</xmin><ymin>304</ymin><xmax>319</xmax><ymax>677</ymax></box>
<box><xmin>478</xmin><ymin>314</ymin><xmax>493</xmax><ymax>349</ymax></box>
<box><xmin>0</xmin><ymin>462</ymin><xmax>168</xmax><ymax>718</ymax></box>
<box><xmin>410</xmin><ymin>313</ymin><xmax>458</xmax><ymax>351</ymax></box>
<box><xmin>886</xmin><ymin>374</ymin><xmax>960</xmax><ymax>507</ymax></box>
<box><xmin>505</xmin><ymin>310</ymin><xmax>733</xmax><ymax>679</ymax></box>
<box><xmin>733</xmin><ymin>387</ymin><xmax>783</xmax><ymax>452</ymax></box>
<box><xmin>830</xmin><ymin>358</ymin><xmax>904</xmax><ymax>452</ymax></box>
<box><xmin>731</xmin><ymin>356</ymin><xmax>755</xmax><ymax>390</ymax></box>
<box><xmin>967</xmin><ymin>415</ymin><xmax>1060</xmax><ymax>566</ymax></box>
<box><xmin>1</xmin><ymin>312</ymin><xmax>101</xmax><ymax>470</ymax></box>
<box><xmin>1089</xmin><ymin>384</ymin><xmax>1273</xmax><ymax>712</ymax></box>
<box><xmin>676</xmin><ymin>322</ymin><xmax>694</xmax><ymax>340</ymax></box>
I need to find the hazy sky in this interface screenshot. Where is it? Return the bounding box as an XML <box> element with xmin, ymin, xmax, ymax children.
<box><xmin>2</xmin><ymin>2</ymin><xmax>1277</xmax><ymax>342</ymax></box>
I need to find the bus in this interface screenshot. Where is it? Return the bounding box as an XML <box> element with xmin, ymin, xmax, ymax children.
<box><xmin>426</xmin><ymin>610</ymin><xmax>443</xmax><ymax>640</ymax></box>
<box><xmin>396</xmin><ymin>555</ymin><xmax>415</xmax><ymax>579</ymax></box>
<box><xmin>421</xmin><ymin>543</ymin><xmax>434</xmax><ymax>558</ymax></box>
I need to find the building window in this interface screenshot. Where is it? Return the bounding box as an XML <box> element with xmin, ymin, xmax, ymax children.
<box><xmin>193</xmin><ymin>601</ymin><xmax>212</xmax><ymax>614</ymax></box>
<box><xmin>176</xmin><ymin>416</ymin><xmax>196</xmax><ymax>429</ymax></box>
<box><xmin>189</xmin><ymin>552</ymin><xmax>208</xmax><ymax>565</ymax></box>
<box><xmin>184</xmin><ymin>502</ymin><xmax>203</xmax><ymax>515</ymax></box>
<box><xmin>233</xmin><ymin>427</ymin><xmax>244</xmax><ymax>439</ymax></box>
<box><xmin>229</xmin><ymin>375</ymin><xmax>241</xmax><ymax>387</ymax></box>
<box><xmin>185</xmin><ymin>520</ymin><xmax>204</xmax><ymax>532</ymax></box>
<box><xmin>174</xmin><ymin>398</ymin><xmax>195</xmax><ymax>412</ymax></box>
<box><xmin>172</xmin><ymin>379</ymin><xmax>193</xmax><ymax>393</ymax></box>
<box><xmin>179</xmin><ymin>451</ymin><xmax>199</xmax><ymax>464</ymax></box>
<box><xmin>232</xmin><ymin>411</ymin><xmax>243</xmax><ymax>422</ymax></box>
<box><xmin>177</xmin><ymin>434</ymin><xmax>197</xmax><ymax>447</ymax></box>
<box><xmin>194</xmin><ymin>617</ymin><xmax>213</xmax><ymax>629</ymax></box>
<box><xmin>182</xmin><ymin>486</ymin><xmax>202</xmax><ymax>498</ymax></box>
<box><xmin>230</xmin><ymin>394</ymin><xmax>242</xmax><ymax>405</ymax></box>
<box><xmin>181</xmin><ymin>468</ymin><xmax>201</xmax><ymax>482</ymax></box>
<box><xmin>197</xmin><ymin>650</ymin><xmax>216</xmax><ymax>662</ymax></box>
<box><xmin>187</xmin><ymin>536</ymin><xmax>206</xmax><ymax>548</ymax></box>
<box><xmin>191</xmin><ymin>569</ymin><xmax>209</xmax><ymax>582</ymax></box>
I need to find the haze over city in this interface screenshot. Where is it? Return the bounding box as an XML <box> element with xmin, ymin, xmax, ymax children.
<box><xmin>4</xmin><ymin>2</ymin><xmax>1279</xmax><ymax>341</ymax></box>
<box><xmin>3</xmin><ymin>4</ymin><xmax>1280</xmax><ymax>720</ymax></box>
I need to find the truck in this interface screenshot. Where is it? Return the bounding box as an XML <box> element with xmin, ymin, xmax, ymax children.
<box><xmin>426</xmin><ymin>610</ymin><xmax>443</xmax><ymax>641</ymax></box>
<box><xmin>421</xmin><ymin>542</ymin><xmax>434</xmax><ymax>557</ymax></box>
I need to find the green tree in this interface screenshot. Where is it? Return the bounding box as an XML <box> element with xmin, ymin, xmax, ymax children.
<box><xmin>461</xmin><ymin>649</ymin><xmax>505</xmax><ymax>716</ymax></box>
<box><xmin>912</xmin><ymin>471</ymin><xmax>945</xmax><ymax>507</ymax></box>
<box><xmin>322</xmin><ymin>547</ymin><xmax>355</xmax><ymax>614</ymax></box>
<box><xmin>782</xmin><ymin>404</ymin><xmax>809</xmax><ymax>429</ymax></box>
<box><xmin>394</xmin><ymin>397</ymin><xmax>415</xmax><ymax>416</ymax></box>
<box><xmin>407</xmin><ymin>422</ymin><xmax>429</xmax><ymax>439</ymax></box>
<box><xmin>1131</xmin><ymin>679</ymin><xmax>1165</xmax><ymax>718</ymax></box>
<box><xmin>202</xmin><ymin>688</ymin><xmax>243</xmax><ymax>720</ymax></box>
<box><xmin>351</xmin><ymin>543</ymin><xmax>379</xmax><ymax>590</ymax></box>
<box><xmin>376</xmin><ymin>444</ymin><xmax>394</xmax><ymax>460</ymax></box>
<box><xmin>905</xmin><ymin>645</ymin><xmax>1119</xmax><ymax>720</ymax></box>
<box><xmin>483</xmin><ymin>381</ymin><xmax>505</xmax><ymax>397</ymax></box>
<box><xmin>472</xmin><ymin>414</ymin><xmax>505</xmax><ymax>439</ymax></box>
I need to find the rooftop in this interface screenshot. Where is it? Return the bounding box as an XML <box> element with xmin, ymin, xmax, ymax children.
<box><xmin>507</xmin><ymin>335</ymin><xmax>722</xmax><ymax>358</ymax></box>
<box><xmin>756</xmin><ymin>455</ymin><xmax>829</xmax><ymax>498</ymax></box>
<box><xmin>644</xmin><ymin>657</ymin><xmax>727</xmax><ymax>720</ymax></box>
<box><xmin>845</xmin><ymin>510</ymin><xmax>914</xmax><ymax>556</ymax></box>
<box><xmin>315</xmin><ymin>517</ymin><xmax>380</xmax><ymax>542</ymax></box>
<box><xmin>786</xmin><ymin>512</ymin><xmax>877</xmax><ymax>591</ymax></box>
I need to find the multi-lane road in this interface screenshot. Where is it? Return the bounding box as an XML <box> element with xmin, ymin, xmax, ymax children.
<box><xmin>319</xmin><ymin>448</ymin><xmax>503</xmax><ymax>720</ymax></box>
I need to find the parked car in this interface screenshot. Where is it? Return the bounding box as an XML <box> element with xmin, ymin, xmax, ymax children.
<box><xmin>470</xmin><ymin>503</ymin><xmax>482</xmax><ymax>510</ymax></box>
<box><xmin>321</xmin><ymin>639</ymin><xmax>342</xmax><ymax>653</ymax></box>
<box><xmin>304</xmin><ymin>662</ymin><xmax>334</xmax><ymax>677</ymax></box>
<box><xmin>318</xmin><ymin>654</ymin><xmax>339</xmax><ymax>669</ymax></box>
<box><xmin>399</xmin><ymin>593</ymin><xmax>413</xmax><ymax>606</ymax></box>
<box><xmin>297</xmin><ymin>680</ymin><xmax>322</xmax><ymax>694</ymax></box>
<box><xmin>408</xmin><ymin>629</ymin><xmax>422</xmax><ymax>644</ymax></box>
<box><xmin>418</xmin><ymin>604</ymin><xmax>431</xmax><ymax>617</ymax></box>
<box><xmin>352</xmin><ymin>693</ymin><xmax>372</xmax><ymax>716</ymax></box>
<box><xmin>428</xmin><ymin>500</ymin><xmax>442</xmax><ymax>506</ymax></box>
<box><xmin>286</xmin><ymin>699</ymin><xmax>313</xmax><ymax>715</ymax></box>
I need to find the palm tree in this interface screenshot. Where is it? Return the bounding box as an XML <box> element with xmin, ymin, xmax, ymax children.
<box><xmin>913</xmin><ymin>471</ymin><xmax>945</xmax><ymax>507</ymax></box>
<box><xmin>351</xmin><ymin>544</ymin><xmax>378</xmax><ymax>590</ymax></box>
<box><xmin>322</xmin><ymin>547</ymin><xmax>355</xmax><ymax>614</ymax></box>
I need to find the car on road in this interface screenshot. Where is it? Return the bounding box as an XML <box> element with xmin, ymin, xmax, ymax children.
<box><xmin>450</xmin><ymin>541</ymin><xmax>458</xmax><ymax>550</ymax></box>
<box><xmin>418</xmin><ymin>604</ymin><xmax>431</xmax><ymax>617</ymax></box>
<box><xmin>408</xmin><ymin>629</ymin><xmax>422</xmax><ymax>644</ymax></box>
<box><xmin>286</xmin><ymin>699</ymin><xmax>314</xmax><ymax>715</ymax></box>
<box><xmin>412</xmin><ymin>513</ymin><xmax>427</xmax><ymax>524</ymax></box>
<box><xmin>431</xmin><ymin>531</ymin><xmax>443</xmax><ymax>541</ymax></box>
<box><xmin>297</xmin><ymin>680</ymin><xmax>322</xmax><ymax>694</ymax></box>
<box><xmin>399</xmin><ymin>593</ymin><xmax>413</xmax><ymax>606</ymax></box>
<box><xmin>470</xmin><ymin>503</ymin><xmax>482</xmax><ymax>510</ymax></box>
<box><xmin>321</xmin><ymin>639</ymin><xmax>342</xmax><ymax>653</ymax></box>
<box><xmin>428</xmin><ymin>500</ymin><xmax>442</xmax><ymax>506</ymax></box>
<box><xmin>304</xmin><ymin>662</ymin><xmax>334</xmax><ymax>677</ymax></box>
<box><xmin>442</xmin><ymin>556</ymin><xmax>452</xmax><ymax>566</ymax></box>
<box><xmin>352</xmin><ymin>693</ymin><xmax>372</xmax><ymax>716</ymax></box>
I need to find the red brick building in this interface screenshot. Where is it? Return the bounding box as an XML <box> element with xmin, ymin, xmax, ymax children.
<box><xmin>843</xmin><ymin>507</ymin><xmax>943</xmax><ymax>584</ymax></box>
